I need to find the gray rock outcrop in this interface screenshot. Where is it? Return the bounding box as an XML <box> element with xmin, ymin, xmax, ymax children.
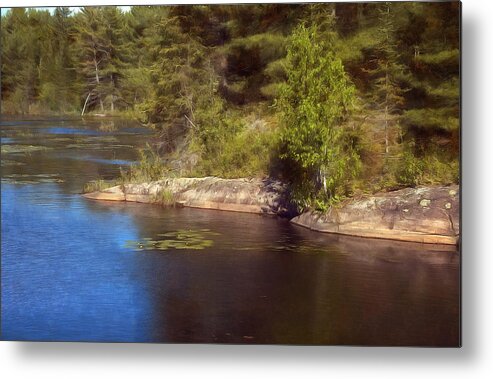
<box><xmin>291</xmin><ymin>185</ymin><xmax>459</xmax><ymax>245</ymax></box>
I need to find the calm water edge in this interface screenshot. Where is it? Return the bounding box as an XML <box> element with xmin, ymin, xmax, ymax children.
<box><xmin>0</xmin><ymin>117</ymin><xmax>460</xmax><ymax>345</ymax></box>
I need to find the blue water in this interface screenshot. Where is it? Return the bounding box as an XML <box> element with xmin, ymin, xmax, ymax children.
<box><xmin>1</xmin><ymin>184</ymin><xmax>151</xmax><ymax>342</ymax></box>
<box><xmin>1</xmin><ymin>117</ymin><xmax>460</xmax><ymax>345</ymax></box>
<box><xmin>44</xmin><ymin>127</ymin><xmax>106</xmax><ymax>136</ymax></box>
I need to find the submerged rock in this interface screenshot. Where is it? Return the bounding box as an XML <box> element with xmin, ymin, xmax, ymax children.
<box><xmin>291</xmin><ymin>185</ymin><xmax>460</xmax><ymax>245</ymax></box>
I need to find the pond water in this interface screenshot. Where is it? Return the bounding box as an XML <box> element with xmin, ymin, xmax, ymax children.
<box><xmin>0</xmin><ymin>117</ymin><xmax>460</xmax><ymax>345</ymax></box>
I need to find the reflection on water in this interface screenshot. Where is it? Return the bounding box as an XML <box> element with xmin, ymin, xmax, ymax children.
<box><xmin>0</xmin><ymin>117</ymin><xmax>460</xmax><ymax>346</ymax></box>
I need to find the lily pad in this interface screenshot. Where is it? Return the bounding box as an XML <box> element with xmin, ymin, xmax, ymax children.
<box><xmin>1</xmin><ymin>159</ymin><xmax>26</xmax><ymax>166</ymax></box>
<box><xmin>1</xmin><ymin>144</ymin><xmax>50</xmax><ymax>154</ymax></box>
<box><xmin>125</xmin><ymin>229</ymin><xmax>219</xmax><ymax>251</ymax></box>
<box><xmin>1</xmin><ymin>173</ymin><xmax>64</xmax><ymax>184</ymax></box>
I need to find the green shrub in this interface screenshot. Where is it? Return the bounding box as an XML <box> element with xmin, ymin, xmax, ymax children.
<box><xmin>153</xmin><ymin>189</ymin><xmax>175</xmax><ymax>206</ymax></box>
<box><xmin>193</xmin><ymin>124</ymin><xmax>278</xmax><ymax>179</ymax></box>
<box><xmin>387</xmin><ymin>147</ymin><xmax>458</xmax><ymax>188</ymax></box>
<box><xmin>120</xmin><ymin>144</ymin><xmax>168</xmax><ymax>183</ymax></box>
<box><xmin>420</xmin><ymin>155</ymin><xmax>459</xmax><ymax>185</ymax></box>
<box><xmin>392</xmin><ymin>150</ymin><xmax>424</xmax><ymax>187</ymax></box>
<box><xmin>82</xmin><ymin>179</ymin><xmax>119</xmax><ymax>193</ymax></box>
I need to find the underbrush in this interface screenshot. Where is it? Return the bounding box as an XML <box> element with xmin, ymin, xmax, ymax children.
<box><xmin>82</xmin><ymin>179</ymin><xmax>120</xmax><ymax>193</ymax></box>
<box><xmin>152</xmin><ymin>189</ymin><xmax>175</xmax><ymax>206</ymax></box>
<box><xmin>119</xmin><ymin>145</ymin><xmax>169</xmax><ymax>184</ymax></box>
<box><xmin>192</xmin><ymin>126</ymin><xmax>279</xmax><ymax>179</ymax></box>
<box><xmin>387</xmin><ymin>150</ymin><xmax>459</xmax><ymax>188</ymax></box>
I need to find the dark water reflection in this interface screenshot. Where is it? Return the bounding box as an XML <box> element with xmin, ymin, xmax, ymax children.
<box><xmin>1</xmin><ymin>117</ymin><xmax>460</xmax><ymax>346</ymax></box>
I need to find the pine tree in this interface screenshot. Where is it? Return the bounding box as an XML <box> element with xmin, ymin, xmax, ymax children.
<box><xmin>38</xmin><ymin>7</ymin><xmax>78</xmax><ymax>112</ymax></box>
<box><xmin>74</xmin><ymin>7</ymin><xmax>129</xmax><ymax>114</ymax></box>
<box><xmin>365</xmin><ymin>2</ymin><xmax>406</xmax><ymax>158</ymax></box>
<box><xmin>143</xmin><ymin>10</ymin><xmax>221</xmax><ymax>128</ymax></box>
<box><xmin>402</xmin><ymin>2</ymin><xmax>460</xmax><ymax>152</ymax></box>
<box><xmin>1</xmin><ymin>8</ymin><xmax>31</xmax><ymax>112</ymax></box>
<box><xmin>99</xmin><ymin>6</ymin><xmax>132</xmax><ymax>112</ymax></box>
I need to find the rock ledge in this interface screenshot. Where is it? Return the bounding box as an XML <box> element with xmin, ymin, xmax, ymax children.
<box><xmin>291</xmin><ymin>185</ymin><xmax>459</xmax><ymax>245</ymax></box>
<box><xmin>83</xmin><ymin>177</ymin><xmax>294</xmax><ymax>216</ymax></box>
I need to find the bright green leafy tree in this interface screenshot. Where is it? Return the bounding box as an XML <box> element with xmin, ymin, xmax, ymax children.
<box><xmin>278</xmin><ymin>23</ymin><xmax>359</xmax><ymax>208</ymax></box>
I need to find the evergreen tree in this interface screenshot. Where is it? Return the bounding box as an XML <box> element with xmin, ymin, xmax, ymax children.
<box><xmin>365</xmin><ymin>2</ymin><xmax>406</xmax><ymax>157</ymax></box>
<box><xmin>402</xmin><ymin>2</ymin><xmax>460</xmax><ymax>152</ymax></box>
<box><xmin>1</xmin><ymin>8</ymin><xmax>31</xmax><ymax>112</ymax></box>
<box><xmin>38</xmin><ymin>7</ymin><xmax>78</xmax><ymax>112</ymax></box>
<box><xmin>74</xmin><ymin>7</ymin><xmax>129</xmax><ymax>114</ymax></box>
<box><xmin>99</xmin><ymin>6</ymin><xmax>132</xmax><ymax>112</ymax></box>
<box><xmin>142</xmin><ymin>10</ymin><xmax>222</xmax><ymax>128</ymax></box>
<box><xmin>278</xmin><ymin>23</ymin><xmax>359</xmax><ymax>206</ymax></box>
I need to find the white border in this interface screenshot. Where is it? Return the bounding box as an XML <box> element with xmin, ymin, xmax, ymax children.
<box><xmin>2</xmin><ymin>0</ymin><xmax>493</xmax><ymax>378</ymax></box>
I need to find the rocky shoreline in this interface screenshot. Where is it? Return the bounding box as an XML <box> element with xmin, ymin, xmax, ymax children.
<box><xmin>83</xmin><ymin>177</ymin><xmax>297</xmax><ymax>217</ymax></box>
<box><xmin>83</xmin><ymin>178</ymin><xmax>459</xmax><ymax>246</ymax></box>
<box><xmin>291</xmin><ymin>185</ymin><xmax>459</xmax><ymax>245</ymax></box>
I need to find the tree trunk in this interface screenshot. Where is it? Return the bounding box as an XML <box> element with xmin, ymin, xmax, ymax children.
<box><xmin>322</xmin><ymin>171</ymin><xmax>327</xmax><ymax>195</ymax></box>
<box><xmin>93</xmin><ymin>50</ymin><xmax>104</xmax><ymax>112</ymax></box>
<box><xmin>322</xmin><ymin>145</ymin><xmax>328</xmax><ymax>196</ymax></box>
<box><xmin>81</xmin><ymin>92</ymin><xmax>91</xmax><ymax>116</ymax></box>
<box><xmin>384</xmin><ymin>69</ymin><xmax>389</xmax><ymax>156</ymax></box>
<box><xmin>110</xmin><ymin>74</ymin><xmax>115</xmax><ymax>112</ymax></box>
<box><xmin>385</xmin><ymin>104</ymin><xmax>389</xmax><ymax>155</ymax></box>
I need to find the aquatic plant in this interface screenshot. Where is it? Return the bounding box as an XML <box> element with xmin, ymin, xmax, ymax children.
<box><xmin>1</xmin><ymin>159</ymin><xmax>26</xmax><ymax>166</ymax></box>
<box><xmin>125</xmin><ymin>229</ymin><xmax>219</xmax><ymax>251</ymax></box>
<box><xmin>1</xmin><ymin>145</ymin><xmax>50</xmax><ymax>154</ymax></box>
<box><xmin>1</xmin><ymin>173</ymin><xmax>64</xmax><ymax>185</ymax></box>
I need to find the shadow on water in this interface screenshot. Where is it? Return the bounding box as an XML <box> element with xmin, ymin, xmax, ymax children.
<box><xmin>86</xmin><ymin>201</ymin><xmax>459</xmax><ymax>346</ymax></box>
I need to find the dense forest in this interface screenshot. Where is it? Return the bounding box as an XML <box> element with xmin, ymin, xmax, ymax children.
<box><xmin>0</xmin><ymin>3</ymin><xmax>460</xmax><ymax>209</ymax></box>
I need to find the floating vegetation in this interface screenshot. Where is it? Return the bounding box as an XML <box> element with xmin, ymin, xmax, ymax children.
<box><xmin>125</xmin><ymin>232</ymin><xmax>327</xmax><ymax>255</ymax></box>
<box><xmin>66</xmin><ymin>143</ymin><xmax>99</xmax><ymax>149</ymax></box>
<box><xmin>46</xmin><ymin>137</ymin><xmax>74</xmax><ymax>143</ymax></box>
<box><xmin>1</xmin><ymin>173</ymin><xmax>64</xmax><ymax>184</ymax></box>
<box><xmin>1</xmin><ymin>144</ymin><xmax>50</xmax><ymax>154</ymax></box>
<box><xmin>1</xmin><ymin>178</ymin><xmax>39</xmax><ymax>185</ymax></box>
<box><xmin>125</xmin><ymin>229</ymin><xmax>219</xmax><ymax>251</ymax></box>
<box><xmin>3</xmin><ymin>130</ymin><xmax>35</xmax><ymax>138</ymax></box>
<box><xmin>108</xmin><ymin>144</ymin><xmax>134</xmax><ymax>149</ymax></box>
<box><xmin>1</xmin><ymin>159</ymin><xmax>26</xmax><ymax>166</ymax></box>
<box><xmin>82</xmin><ymin>136</ymin><xmax>119</xmax><ymax>143</ymax></box>
<box><xmin>65</xmin><ymin>143</ymin><xmax>132</xmax><ymax>150</ymax></box>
